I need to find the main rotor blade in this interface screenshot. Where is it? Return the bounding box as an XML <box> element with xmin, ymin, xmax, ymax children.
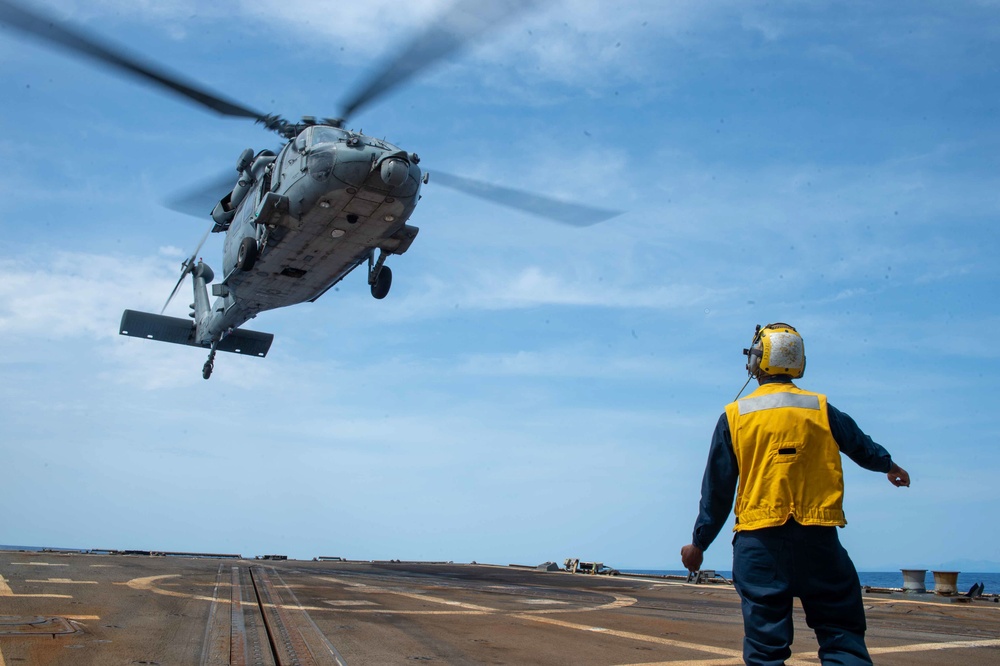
<box><xmin>431</xmin><ymin>171</ymin><xmax>622</xmax><ymax>227</ymax></box>
<box><xmin>339</xmin><ymin>0</ymin><xmax>538</xmax><ymax>121</ymax></box>
<box><xmin>164</xmin><ymin>172</ymin><xmax>234</xmax><ymax>219</ymax></box>
<box><xmin>161</xmin><ymin>227</ymin><xmax>210</xmax><ymax>314</ymax></box>
<box><xmin>0</xmin><ymin>0</ymin><xmax>266</xmax><ymax>120</ymax></box>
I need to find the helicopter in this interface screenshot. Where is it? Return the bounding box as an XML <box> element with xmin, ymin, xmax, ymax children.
<box><xmin>0</xmin><ymin>0</ymin><xmax>620</xmax><ymax>379</ymax></box>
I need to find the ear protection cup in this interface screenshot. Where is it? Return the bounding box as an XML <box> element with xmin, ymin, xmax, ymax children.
<box><xmin>744</xmin><ymin>325</ymin><xmax>764</xmax><ymax>377</ymax></box>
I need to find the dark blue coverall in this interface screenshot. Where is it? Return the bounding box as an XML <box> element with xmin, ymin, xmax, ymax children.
<box><xmin>691</xmin><ymin>377</ymin><xmax>895</xmax><ymax>666</ymax></box>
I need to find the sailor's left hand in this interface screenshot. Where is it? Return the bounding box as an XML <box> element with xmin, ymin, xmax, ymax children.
<box><xmin>888</xmin><ymin>463</ymin><xmax>910</xmax><ymax>487</ymax></box>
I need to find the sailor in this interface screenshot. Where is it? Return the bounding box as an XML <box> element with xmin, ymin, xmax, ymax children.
<box><xmin>680</xmin><ymin>322</ymin><xmax>910</xmax><ymax>665</ymax></box>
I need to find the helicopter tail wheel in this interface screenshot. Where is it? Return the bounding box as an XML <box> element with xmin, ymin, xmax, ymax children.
<box><xmin>371</xmin><ymin>265</ymin><xmax>392</xmax><ymax>299</ymax></box>
<box><xmin>236</xmin><ymin>236</ymin><xmax>258</xmax><ymax>272</ymax></box>
<box><xmin>203</xmin><ymin>346</ymin><xmax>217</xmax><ymax>380</ymax></box>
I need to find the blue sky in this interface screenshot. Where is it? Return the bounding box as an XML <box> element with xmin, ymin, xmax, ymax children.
<box><xmin>1</xmin><ymin>0</ymin><xmax>998</xmax><ymax>571</ymax></box>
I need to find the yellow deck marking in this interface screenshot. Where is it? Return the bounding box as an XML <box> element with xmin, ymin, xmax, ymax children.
<box><xmin>514</xmin><ymin>613</ymin><xmax>742</xmax><ymax>659</ymax></box>
<box><xmin>25</xmin><ymin>578</ymin><xmax>98</xmax><ymax>584</ymax></box>
<box><xmin>124</xmin><ymin>575</ymin><xmax>215</xmax><ymax>601</ymax></box>
<box><xmin>370</xmin><ymin>588</ymin><xmax>498</xmax><ymax>613</ymax></box>
<box><xmin>616</xmin><ymin>637</ymin><xmax>1000</xmax><ymax>666</ymax></box>
<box><xmin>344</xmin><ymin>609</ymin><xmax>491</xmax><ymax>615</ymax></box>
<box><xmin>64</xmin><ymin>615</ymin><xmax>101</xmax><ymax>621</ymax></box>
<box><xmin>0</xmin><ymin>574</ymin><xmax>72</xmax><ymax>599</ymax></box>
<box><xmin>523</xmin><ymin>592</ymin><xmax>636</xmax><ymax>615</ymax></box>
<box><xmin>122</xmin><ymin>572</ymin><xmax>1000</xmax><ymax>663</ymax></box>
<box><xmin>870</xmin><ymin>637</ymin><xmax>1000</xmax><ymax>654</ymax></box>
<box><xmin>124</xmin><ymin>575</ymin><xmax>342</xmax><ymax>613</ymax></box>
<box><xmin>314</xmin><ymin>575</ymin><xmax>637</xmax><ymax>616</ymax></box>
<box><xmin>778</xmin><ymin>637</ymin><xmax>1000</xmax><ymax>664</ymax></box>
<box><xmin>314</xmin><ymin>576</ymin><xmax>496</xmax><ymax>613</ymax></box>
<box><xmin>618</xmin><ymin>657</ymin><xmax>743</xmax><ymax>666</ymax></box>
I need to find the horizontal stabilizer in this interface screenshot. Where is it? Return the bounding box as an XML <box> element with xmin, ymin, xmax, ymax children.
<box><xmin>119</xmin><ymin>310</ymin><xmax>273</xmax><ymax>357</ymax></box>
<box><xmin>216</xmin><ymin>328</ymin><xmax>273</xmax><ymax>357</ymax></box>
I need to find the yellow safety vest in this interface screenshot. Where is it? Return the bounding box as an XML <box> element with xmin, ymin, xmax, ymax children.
<box><xmin>725</xmin><ymin>382</ymin><xmax>846</xmax><ymax>531</ymax></box>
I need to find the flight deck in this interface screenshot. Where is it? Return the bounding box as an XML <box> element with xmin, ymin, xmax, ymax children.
<box><xmin>1</xmin><ymin>550</ymin><xmax>998</xmax><ymax>665</ymax></box>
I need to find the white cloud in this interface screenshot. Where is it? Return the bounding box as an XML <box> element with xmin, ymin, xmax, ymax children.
<box><xmin>0</xmin><ymin>251</ymin><xmax>171</xmax><ymax>339</ymax></box>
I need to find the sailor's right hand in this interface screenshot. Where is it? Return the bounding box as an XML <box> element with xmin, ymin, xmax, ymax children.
<box><xmin>680</xmin><ymin>544</ymin><xmax>704</xmax><ymax>572</ymax></box>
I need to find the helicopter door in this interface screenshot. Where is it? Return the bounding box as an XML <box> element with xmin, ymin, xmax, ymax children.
<box><xmin>257</xmin><ymin>165</ymin><xmax>272</xmax><ymax>202</ymax></box>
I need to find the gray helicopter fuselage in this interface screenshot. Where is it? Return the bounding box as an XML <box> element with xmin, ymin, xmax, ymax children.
<box><xmin>0</xmin><ymin>0</ymin><xmax>611</xmax><ymax>378</ymax></box>
<box><xmin>198</xmin><ymin>124</ymin><xmax>422</xmax><ymax>343</ymax></box>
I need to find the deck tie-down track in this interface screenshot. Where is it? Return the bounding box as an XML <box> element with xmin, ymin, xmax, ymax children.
<box><xmin>202</xmin><ymin>565</ymin><xmax>346</xmax><ymax>666</ymax></box>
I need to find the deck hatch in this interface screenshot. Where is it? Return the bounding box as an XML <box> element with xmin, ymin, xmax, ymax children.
<box><xmin>0</xmin><ymin>616</ymin><xmax>79</xmax><ymax>636</ymax></box>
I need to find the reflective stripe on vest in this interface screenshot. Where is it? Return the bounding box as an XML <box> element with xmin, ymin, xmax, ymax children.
<box><xmin>738</xmin><ymin>392</ymin><xmax>820</xmax><ymax>415</ymax></box>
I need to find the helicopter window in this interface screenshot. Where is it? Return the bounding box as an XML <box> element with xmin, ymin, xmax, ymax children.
<box><xmin>311</xmin><ymin>127</ymin><xmax>349</xmax><ymax>146</ymax></box>
<box><xmin>294</xmin><ymin>130</ymin><xmax>308</xmax><ymax>153</ymax></box>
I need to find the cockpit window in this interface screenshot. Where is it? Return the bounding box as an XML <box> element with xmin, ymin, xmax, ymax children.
<box><xmin>311</xmin><ymin>126</ymin><xmax>349</xmax><ymax>145</ymax></box>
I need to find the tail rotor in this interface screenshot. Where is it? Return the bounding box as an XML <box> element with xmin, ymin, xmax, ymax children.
<box><xmin>161</xmin><ymin>227</ymin><xmax>210</xmax><ymax>314</ymax></box>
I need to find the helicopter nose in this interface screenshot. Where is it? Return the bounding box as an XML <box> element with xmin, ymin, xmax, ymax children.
<box><xmin>379</xmin><ymin>157</ymin><xmax>410</xmax><ymax>188</ymax></box>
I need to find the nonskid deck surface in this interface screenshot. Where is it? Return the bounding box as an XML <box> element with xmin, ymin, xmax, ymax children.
<box><xmin>1</xmin><ymin>552</ymin><xmax>998</xmax><ymax>665</ymax></box>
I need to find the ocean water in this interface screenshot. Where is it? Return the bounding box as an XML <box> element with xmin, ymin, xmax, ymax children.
<box><xmin>625</xmin><ymin>570</ymin><xmax>1000</xmax><ymax>594</ymax></box>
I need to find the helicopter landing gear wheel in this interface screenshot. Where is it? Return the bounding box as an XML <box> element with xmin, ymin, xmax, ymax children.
<box><xmin>236</xmin><ymin>236</ymin><xmax>258</xmax><ymax>272</ymax></box>
<box><xmin>371</xmin><ymin>265</ymin><xmax>392</xmax><ymax>299</ymax></box>
<box><xmin>368</xmin><ymin>250</ymin><xmax>393</xmax><ymax>299</ymax></box>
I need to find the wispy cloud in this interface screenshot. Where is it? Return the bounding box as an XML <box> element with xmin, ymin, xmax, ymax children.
<box><xmin>0</xmin><ymin>251</ymin><xmax>172</xmax><ymax>339</ymax></box>
<box><xmin>391</xmin><ymin>266</ymin><xmax>728</xmax><ymax>316</ymax></box>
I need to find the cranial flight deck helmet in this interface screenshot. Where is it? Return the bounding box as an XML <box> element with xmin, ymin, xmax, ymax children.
<box><xmin>743</xmin><ymin>322</ymin><xmax>806</xmax><ymax>379</ymax></box>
